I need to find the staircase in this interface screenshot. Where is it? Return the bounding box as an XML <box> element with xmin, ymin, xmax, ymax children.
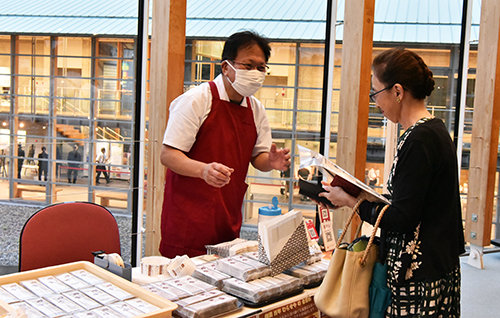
<box><xmin>56</xmin><ymin>124</ymin><xmax>85</xmax><ymax>145</ymax></box>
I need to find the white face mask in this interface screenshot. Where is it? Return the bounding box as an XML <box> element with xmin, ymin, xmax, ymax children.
<box><xmin>225</xmin><ymin>61</ymin><xmax>266</xmax><ymax>97</ymax></box>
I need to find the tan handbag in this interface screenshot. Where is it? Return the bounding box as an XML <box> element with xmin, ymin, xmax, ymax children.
<box><xmin>314</xmin><ymin>204</ymin><xmax>389</xmax><ymax>318</ymax></box>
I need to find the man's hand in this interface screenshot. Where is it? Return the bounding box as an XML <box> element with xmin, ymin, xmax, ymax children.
<box><xmin>201</xmin><ymin>162</ymin><xmax>234</xmax><ymax>188</ymax></box>
<box><xmin>268</xmin><ymin>143</ymin><xmax>291</xmax><ymax>171</ymax></box>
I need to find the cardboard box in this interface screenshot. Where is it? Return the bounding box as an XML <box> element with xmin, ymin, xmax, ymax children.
<box><xmin>0</xmin><ymin>261</ymin><xmax>177</xmax><ymax>317</ymax></box>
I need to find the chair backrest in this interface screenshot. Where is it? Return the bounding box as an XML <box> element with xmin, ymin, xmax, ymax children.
<box><xmin>19</xmin><ymin>202</ymin><xmax>121</xmax><ymax>271</ymax></box>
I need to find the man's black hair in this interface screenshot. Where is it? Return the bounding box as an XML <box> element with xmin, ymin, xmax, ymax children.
<box><xmin>221</xmin><ymin>30</ymin><xmax>271</xmax><ymax>62</ymax></box>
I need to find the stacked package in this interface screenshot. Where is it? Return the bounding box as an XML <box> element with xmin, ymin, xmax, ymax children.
<box><xmin>221</xmin><ymin>273</ymin><xmax>301</xmax><ymax>305</ymax></box>
<box><xmin>192</xmin><ymin>262</ymin><xmax>231</xmax><ymax>289</ymax></box>
<box><xmin>175</xmin><ymin>290</ymin><xmax>240</xmax><ymax>318</ymax></box>
<box><xmin>143</xmin><ymin>275</ymin><xmax>240</xmax><ymax>318</ymax></box>
<box><xmin>0</xmin><ymin>269</ymin><xmax>160</xmax><ymax>317</ymax></box>
<box><xmin>284</xmin><ymin>259</ymin><xmax>329</xmax><ymax>287</ymax></box>
<box><xmin>215</xmin><ymin>256</ymin><xmax>270</xmax><ymax>282</ymax></box>
<box><xmin>205</xmin><ymin>238</ymin><xmax>258</xmax><ymax>257</ymax></box>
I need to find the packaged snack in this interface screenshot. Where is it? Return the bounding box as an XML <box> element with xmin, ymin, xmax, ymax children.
<box><xmin>228</xmin><ymin>240</ymin><xmax>258</xmax><ymax>256</ymax></box>
<box><xmin>95</xmin><ymin>282</ymin><xmax>134</xmax><ymax>301</ymax></box>
<box><xmin>205</xmin><ymin>238</ymin><xmax>247</xmax><ymax>257</ymax></box>
<box><xmin>56</xmin><ymin>272</ymin><xmax>91</xmax><ymax>290</ymax></box>
<box><xmin>44</xmin><ymin>293</ymin><xmax>84</xmax><ymax>313</ymax></box>
<box><xmin>153</xmin><ymin>281</ymin><xmax>191</xmax><ymax>299</ymax></box>
<box><xmin>243</xmin><ymin>251</ymin><xmax>260</xmax><ymax>262</ymax></box>
<box><xmin>1</xmin><ymin>282</ymin><xmax>37</xmax><ymax>301</ymax></box>
<box><xmin>90</xmin><ymin>306</ymin><xmax>123</xmax><ymax>318</ymax></box>
<box><xmin>38</xmin><ymin>275</ymin><xmax>72</xmax><ymax>293</ymax></box>
<box><xmin>231</xmin><ymin>255</ymin><xmax>271</xmax><ymax>278</ymax></box>
<box><xmin>0</xmin><ymin>286</ymin><xmax>18</xmax><ymax>303</ymax></box>
<box><xmin>192</xmin><ymin>264</ymin><xmax>230</xmax><ymax>289</ymax></box>
<box><xmin>164</xmin><ymin>276</ymin><xmax>205</xmax><ymax>295</ymax></box>
<box><xmin>73</xmin><ymin>312</ymin><xmax>101</xmax><ymax>317</ymax></box>
<box><xmin>215</xmin><ymin>257</ymin><xmax>262</xmax><ymax>282</ymax></box>
<box><xmin>176</xmin><ymin>290</ymin><xmax>224</xmax><ymax>308</ymax></box>
<box><xmin>141</xmin><ymin>283</ymin><xmax>180</xmax><ymax>301</ymax></box>
<box><xmin>221</xmin><ymin>278</ymin><xmax>267</xmax><ymax>304</ymax></box>
<box><xmin>9</xmin><ymin>301</ymin><xmax>46</xmax><ymax>317</ymax></box>
<box><xmin>80</xmin><ymin>286</ymin><xmax>118</xmax><ymax>305</ymax></box>
<box><xmin>124</xmin><ymin>297</ymin><xmax>160</xmax><ymax>313</ymax></box>
<box><xmin>108</xmin><ymin>301</ymin><xmax>144</xmax><ymax>318</ymax></box>
<box><xmin>166</xmin><ymin>255</ymin><xmax>196</xmax><ymax>277</ymax></box>
<box><xmin>26</xmin><ymin>297</ymin><xmax>66</xmax><ymax>317</ymax></box>
<box><xmin>140</xmin><ymin>256</ymin><xmax>171</xmax><ymax>277</ymax></box>
<box><xmin>70</xmin><ymin>269</ymin><xmax>105</xmax><ymax>285</ymax></box>
<box><xmin>62</xmin><ymin>290</ymin><xmax>101</xmax><ymax>310</ymax></box>
<box><xmin>179</xmin><ymin>294</ymin><xmax>240</xmax><ymax>318</ymax></box>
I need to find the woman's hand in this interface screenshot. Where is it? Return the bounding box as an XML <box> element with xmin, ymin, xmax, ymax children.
<box><xmin>319</xmin><ymin>181</ymin><xmax>358</xmax><ymax>209</ymax></box>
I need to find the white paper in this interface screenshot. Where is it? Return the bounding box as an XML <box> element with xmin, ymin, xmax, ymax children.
<box><xmin>258</xmin><ymin>209</ymin><xmax>303</xmax><ymax>262</ymax></box>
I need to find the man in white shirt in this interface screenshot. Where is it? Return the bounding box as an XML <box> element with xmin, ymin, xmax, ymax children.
<box><xmin>159</xmin><ymin>31</ymin><xmax>291</xmax><ymax>257</ymax></box>
<box><xmin>96</xmin><ymin>147</ymin><xmax>110</xmax><ymax>184</ymax></box>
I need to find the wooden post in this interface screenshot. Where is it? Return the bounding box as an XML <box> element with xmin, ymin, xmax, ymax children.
<box><xmin>466</xmin><ymin>0</ymin><xmax>500</xmax><ymax>269</ymax></box>
<box><xmin>145</xmin><ymin>0</ymin><xmax>187</xmax><ymax>256</ymax></box>
<box><xmin>333</xmin><ymin>0</ymin><xmax>375</xmax><ymax>240</ymax></box>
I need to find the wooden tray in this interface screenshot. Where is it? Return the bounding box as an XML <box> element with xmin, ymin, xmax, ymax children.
<box><xmin>0</xmin><ymin>261</ymin><xmax>177</xmax><ymax>317</ymax></box>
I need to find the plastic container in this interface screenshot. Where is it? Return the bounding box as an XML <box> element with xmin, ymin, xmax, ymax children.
<box><xmin>258</xmin><ymin>197</ymin><xmax>281</xmax><ymax>223</ymax></box>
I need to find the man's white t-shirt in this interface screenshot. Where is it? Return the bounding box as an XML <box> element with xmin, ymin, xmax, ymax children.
<box><xmin>163</xmin><ymin>74</ymin><xmax>272</xmax><ymax>158</ymax></box>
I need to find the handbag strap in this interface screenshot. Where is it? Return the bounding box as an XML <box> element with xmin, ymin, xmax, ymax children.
<box><xmin>360</xmin><ymin>204</ymin><xmax>389</xmax><ymax>265</ymax></box>
<box><xmin>335</xmin><ymin>202</ymin><xmax>390</xmax><ymax>266</ymax></box>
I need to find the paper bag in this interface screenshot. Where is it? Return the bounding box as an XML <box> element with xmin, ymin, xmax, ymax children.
<box><xmin>257</xmin><ymin>210</ymin><xmax>310</xmax><ymax>275</ymax></box>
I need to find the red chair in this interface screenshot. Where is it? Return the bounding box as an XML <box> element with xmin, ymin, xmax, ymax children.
<box><xmin>19</xmin><ymin>202</ymin><xmax>121</xmax><ymax>271</ymax></box>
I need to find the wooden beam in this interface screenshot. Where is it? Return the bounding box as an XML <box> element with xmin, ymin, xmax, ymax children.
<box><xmin>465</xmin><ymin>0</ymin><xmax>500</xmax><ymax>255</ymax></box>
<box><xmin>145</xmin><ymin>0</ymin><xmax>187</xmax><ymax>256</ymax></box>
<box><xmin>333</xmin><ymin>0</ymin><xmax>374</xmax><ymax>240</ymax></box>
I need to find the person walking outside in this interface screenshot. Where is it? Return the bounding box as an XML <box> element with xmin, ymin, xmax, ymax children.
<box><xmin>37</xmin><ymin>146</ymin><xmax>48</xmax><ymax>181</ymax></box>
<box><xmin>67</xmin><ymin>144</ymin><xmax>82</xmax><ymax>183</ymax></box>
<box><xmin>17</xmin><ymin>143</ymin><xmax>24</xmax><ymax>179</ymax></box>
<box><xmin>95</xmin><ymin>147</ymin><xmax>110</xmax><ymax>184</ymax></box>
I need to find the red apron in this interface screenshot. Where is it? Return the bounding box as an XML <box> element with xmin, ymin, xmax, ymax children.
<box><xmin>159</xmin><ymin>81</ymin><xmax>258</xmax><ymax>258</ymax></box>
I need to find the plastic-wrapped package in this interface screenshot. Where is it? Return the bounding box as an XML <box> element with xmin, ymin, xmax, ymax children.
<box><xmin>141</xmin><ymin>283</ymin><xmax>179</xmax><ymax>301</ymax></box>
<box><xmin>247</xmin><ymin>278</ymin><xmax>282</xmax><ymax>299</ymax></box>
<box><xmin>192</xmin><ymin>263</ymin><xmax>231</xmax><ymax>289</ymax></box>
<box><xmin>205</xmin><ymin>238</ymin><xmax>248</xmax><ymax>257</ymax></box>
<box><xmin>177</xmin><ymin>294</ymin><xmax>240</xmax><ymax>318</ymax></box>
<box><xmin>228</xmin><ymin>240</ymin><xmax>258</xmax><ymax>256</ymax></box>
<box><xmin>306</xmin><ymin>243</ymin><xmax>323</xmax><ymax>264</ymax></box>
<box><xmin>230</xmin><ymin>255</ymin><xmax>271</xmax><ymax>278</ymax></box>
<box><xmin>166</xmin><ymin>276</ymin><xmax>217</xmax><ymax>294</ymax></box>
<box><xmin>152</xmin><ymin>281</ymin><xmax>191</xmax><ymax>300</ymax></box>
<box><xmin>242</xmin><ymin>251</ymin><xmax>260</xmax><ymax>262</ymax></box>
<box><xmin>215</xmin><ymin>256</ymin><xmax>268</xmax><ymax>282</ymax></box>
<box><xmin>271</xmin><ymin>274</ymin><xmax>302</xmax><ymax>294</ymax></box>
<box><xmin>176</xmin><ymin>290</ymin><xmax>224</xmax><ymax>308</ymax></box>
<box><xmin>284</xmin><ymin>266</ymin><xmax>318</xmax><ymax>286</ymax></box>
<box><xmin>221</xmin><ymin>278</ymin><xmax>268</xmax><ymax>304</ymax></box>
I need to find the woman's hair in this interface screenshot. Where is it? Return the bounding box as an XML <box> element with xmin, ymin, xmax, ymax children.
<box><xmin>372</xmin><ymin>48</ymin><xmax>435</xmax><ymax>100</ymax></box>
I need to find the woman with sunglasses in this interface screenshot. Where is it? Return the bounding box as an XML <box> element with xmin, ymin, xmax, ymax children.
<box><xmin>320</xmin><ymin>48</ymin><xmax>465</xmax><ymax>317</ymax></box>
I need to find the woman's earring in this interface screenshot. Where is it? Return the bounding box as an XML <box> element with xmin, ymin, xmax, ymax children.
<box><xmin>396</xmin><ymin>97</ymin><xmax>401</xmax><ymax>103</ymax></box>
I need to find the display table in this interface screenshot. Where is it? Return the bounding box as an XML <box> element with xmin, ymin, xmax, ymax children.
<box><xmin>132</xmin><ymin>267</ymin><xmax>325</xmax><ymax>318</ymax></box>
